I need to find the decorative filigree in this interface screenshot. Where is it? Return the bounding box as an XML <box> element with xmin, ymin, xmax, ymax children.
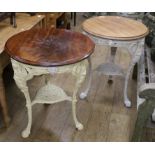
<box><xmin>11</xmin><ymin>58</ymin><xmax>89</xmax><ymax>138</ymax></box>
<box><xmin>83</xmin><ymin>31</ymin><xmax>145</xmax><ymax>107</ymax></box>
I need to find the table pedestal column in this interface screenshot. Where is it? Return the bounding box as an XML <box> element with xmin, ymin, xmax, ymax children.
<box><xmin>108</xmin><ymin>47</ymin><xmax>117</xmax><ymax>84</ymax></box>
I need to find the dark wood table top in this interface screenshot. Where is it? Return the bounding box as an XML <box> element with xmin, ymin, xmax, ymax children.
<box><xmin>5</xmin><ymin>28</ymin><xmax>95</xmax><ymax>67</ymax></box>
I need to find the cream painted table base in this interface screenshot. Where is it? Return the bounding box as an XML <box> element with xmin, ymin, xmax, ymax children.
<box><xmin>84</xmin><ymin>31</ymin><xmax>145</xmax><ymax>107</ymax></box>
<box><xmin>11</xmin><ymin>58</ymin><xmax>91</xmax><ymax>138</ymax></box>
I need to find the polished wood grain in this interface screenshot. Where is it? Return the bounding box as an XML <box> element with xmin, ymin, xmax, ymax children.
<box><xmin>5</xmin><ymin>28</ymin><xmax>95</xmax><ymax>67</ymax></box>
<box><xmin>82</xmin><ymin>16</ymin><xmax>149</xmax><ymax>40</ymax></box>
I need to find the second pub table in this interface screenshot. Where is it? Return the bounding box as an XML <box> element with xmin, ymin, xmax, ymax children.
<box><xmin>5</xmin><ymin>28</ymin><xmax>95</xmax><ymax>138</ymax></box>
<box><xmin>82</xmin><ymin>16</ymin><xmax>149</xmax><ymax>107</ymax></box>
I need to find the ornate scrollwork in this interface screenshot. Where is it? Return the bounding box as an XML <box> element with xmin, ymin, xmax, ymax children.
<box><xmin>11</xmin><ymin>58</ymin><xmax>89</xmax><ymax>138</ymax></box>
<box><xmin>83</xmin><ymin>30</ymin><xmax>145</xmax><ymax>107</ymax></box>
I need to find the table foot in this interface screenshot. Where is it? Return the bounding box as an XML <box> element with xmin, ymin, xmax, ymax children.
<box><xmin>124</xmin><ymin>99</ymin><xmax>131</xmax><ymax>108</ymax></box>
<box><xmin>79</xmin><ymin>92</ymin><xmax>88</xmax><ymax>99</ymax></box>
<box><xmin>22</xmin><ymin>128</ymin><xmax>31</xmax><ymax>138</ymax></box>
<box><xmin>76</xmin><ymin>122</ymin><xmax>84</xmax><ymax>130</ymax></box>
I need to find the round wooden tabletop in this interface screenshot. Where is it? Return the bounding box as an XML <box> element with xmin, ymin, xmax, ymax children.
<box><xmin>5</xmin><ymin>28</ymin><xmax>95</xmax><ymax>67</ymax></box>
<box><xmin>82</xmin><ymin>16</ymin><xmax>149</xmax><ymax>40</ymax></box>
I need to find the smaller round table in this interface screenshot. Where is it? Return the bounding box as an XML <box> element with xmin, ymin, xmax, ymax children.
<box><xmin>82</xmin><ymin>16</ymin><xmax>149</xmax><ymax>107</ymax></box>
<box><xmin>5</xmin><ymin>28</ymin><xmax>95</xmax><ymax>138</ymax></box>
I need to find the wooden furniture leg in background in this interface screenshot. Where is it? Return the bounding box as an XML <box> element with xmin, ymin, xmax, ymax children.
<box><xmin>71</xmin><ymin>12</ymin><xmax>76</xmax><ymax>26</ymax></box>
<box><xmin>0</xmin><ymin>70</ymin><xmax>10</xmax><ymax>127</ymax></box>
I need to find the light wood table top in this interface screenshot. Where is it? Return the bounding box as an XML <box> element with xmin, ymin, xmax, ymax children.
<box><xmin>82</xmin><ymin>16</ymin><xmax>149</xmax><ymax>40</ymax></box>
<box><xmin>5</xmin><ymin>28</ymin><xmax>95</xmax><ymax>67</ymax></box>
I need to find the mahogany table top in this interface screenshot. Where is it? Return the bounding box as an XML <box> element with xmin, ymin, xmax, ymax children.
<box><xmin>82</xmin><ymin>16</ymin><xmax>149</xmax><ymax>41</ymax></box>
<box><xmin>5</xmin><ymin>28</ymin><xmax>95</xmax><ymax>67</ymax></box>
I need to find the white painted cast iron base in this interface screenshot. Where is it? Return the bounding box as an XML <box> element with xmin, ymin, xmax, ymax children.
<box><xmin>11</xmin><ymin>58</ymin><xmax>91</xmax><ymax>138</ymax></box>
<box><xmin>83</xmin><ymin>31</ymin><xmax>145</xmax><ymax>107</ymax></box>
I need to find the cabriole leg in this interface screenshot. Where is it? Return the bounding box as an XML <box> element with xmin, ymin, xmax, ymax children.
<box><xmin>80</xmin><ymin>57</ymin><xmax>92</xmax><ymax>99</ymax></box>
<box><xmin>124</xmin><ymin>63</ymin><xmax>134</xmax><ymax>107</ymax></box>
<box><xmin>15</xmin><ymin>79</ymin><xmax>32</xmax><ymax>138</ymax></box>
<box><xmin>72</xmin><ymin>66</ymin><xmax>86</xmax><ymax>130</ymax></box>
<box><xmin>12</xmin><ymin>61</ymin><xmax>33</xmax><ymax>138</ymax></box>
<box><xmin>21</xmin><ymin>88</ymin><xmax>32</xmax><ymax>138</ymax></box>
<box><xmin>124</xmin><ymin>43</ymin><xmax>143</xmax><ymax>107</ymax></box>
<box><xmin>22</xmin><ymin>106</ymin><xmax>32</xmax><ymax>138</ymax></box>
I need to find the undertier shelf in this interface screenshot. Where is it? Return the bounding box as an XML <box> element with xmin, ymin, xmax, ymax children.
<box><xmin>32</xmin><ymin>83</ymin><xmax>72</xmax><ymax>105</ymax></box>
<box><xmin>95</xmin><ymin>62</ymin><xmax>125</xmax><ymax>76</ymax></box>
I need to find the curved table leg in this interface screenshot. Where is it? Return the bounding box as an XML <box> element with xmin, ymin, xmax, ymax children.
<box><xmin>124</xmin><ymin>62</ymin><xmax>135</xmax><ymax>107</ymax></box>
<box><xmin>15</xmin><ymin>79</ymin><xmax>32</xmax><ymax>138</ymax></box>
<box><xmin>12</xmin><ymin>62</ymin><xmax>32</xmax><ymax>138</ymax></box>
<box><xmin>124</xmin><ymin>43</ymin><xmax>144</xmax><ymax>107</ymax></box>
<box><xmin>80</xmin><ymin>57</ymin><xmax>92</xmax><ymax>99</ymax></box>
<box><xmin>21</xmin><ymin>90</ymin><xmax>32</xmax><ymax>138</ymax></box>
<box><xmin>72</xmin><ymin>65</ymin><xmax>87</xmax><ymax>130</ymax></box>
<box><xmin>12</xmin><ymin>59</ymin><xmax>88</xmax><ymax>136</ymax></box>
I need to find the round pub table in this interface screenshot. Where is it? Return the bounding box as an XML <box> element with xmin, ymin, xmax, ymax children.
<box><xmin>5</xmin><ymin>28</ymin><xmax>95</xmax><ymax>138</ymax></box>
<box><xmin>82</xmin><ymin>16</ymin><xmax>149</xmax><ymax>107</ymax></box>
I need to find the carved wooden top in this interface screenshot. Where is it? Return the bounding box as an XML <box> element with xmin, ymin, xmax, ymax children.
<box><xmin>82</xmin><ymin>16</ymin><xmax>149</xmax><ymax>40</ymax></box>
<box><xmin>5</xmin><ymin>28</ymin><xmax>95</xmax><ymax>67</ymax></box>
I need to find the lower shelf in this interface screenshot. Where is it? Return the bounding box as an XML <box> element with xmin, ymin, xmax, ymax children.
<box><xmin>95</xmin><ymin>62</ymin><xmax>125</xmax><ymax>76</ymax></box>
<box><xmin>32</xmin><ymin>83</ymin><xmax>72</xmax><ymax>105</ymax></box>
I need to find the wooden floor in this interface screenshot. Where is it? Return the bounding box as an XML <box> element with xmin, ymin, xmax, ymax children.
<box><xmin>0</xmin><ymin>13</ymin><xmax>137</xmax><ymax>142</ymax></box>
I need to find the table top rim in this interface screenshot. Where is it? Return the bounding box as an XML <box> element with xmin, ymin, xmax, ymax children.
<box><xmin>5</xmin><ymin>28</ymin><xmax>95</xmax><ymax>67</ymax></box>
<box><xmin>82</xmin><ymin>16</ymin><xmax>149</xmax><ymax>41</ymax></box>
<box><xmin>9</xmin><ymin>53</ymin><xmax>92</xmax><ymax>67</ymax></box>
<box><xmin>83</xmin><ymin>29</ymin><xmax>149</xmax><ymax>41</ymax></box>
